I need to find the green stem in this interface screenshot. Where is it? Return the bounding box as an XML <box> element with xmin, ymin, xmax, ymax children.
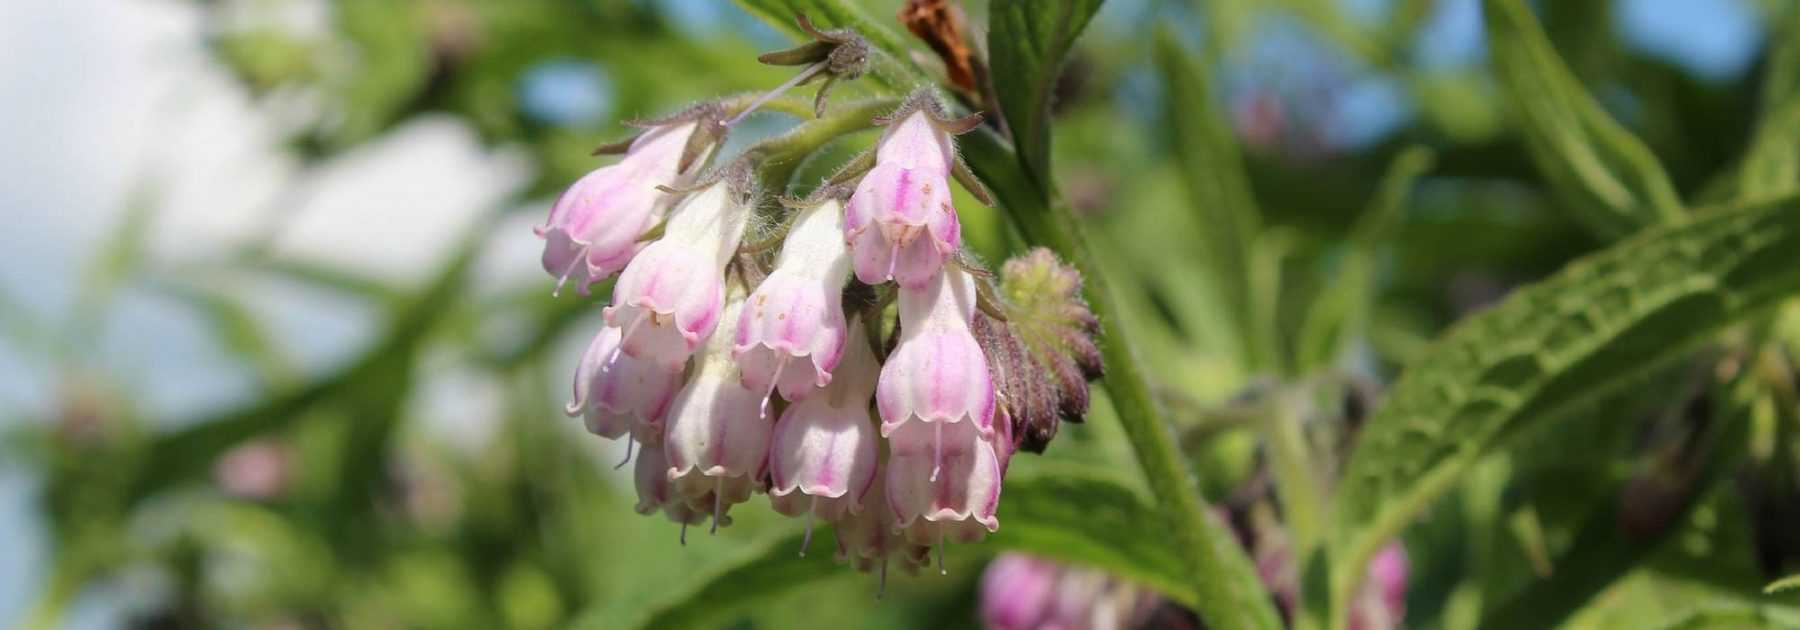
<box><xmin>965</xmin><ymin>130</ymin><xmax>1283</xmax><ymax>630</ymax></box>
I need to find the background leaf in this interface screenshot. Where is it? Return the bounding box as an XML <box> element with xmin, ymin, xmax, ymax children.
<box><xmin>1153</xmin><ymin>31</ymin><xmax>1273</xmax><ymax>372</ymax></box>
<box><xmin>1332</xmin><ymin>194</ymin><xmax>1800</xmax><ymax>619</ymax></box>
<box><xmin>986</xmin><ymin>0</ymin><xmax>1103</xmax><ymax>184</ymax></box>
<box><xmin>1485</xmin><ymin>0</ymin><xmax>1684</xmax><ymax>239</ymax></box>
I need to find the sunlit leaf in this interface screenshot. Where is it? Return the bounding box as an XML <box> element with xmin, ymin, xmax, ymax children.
<box><xmin>987</xmin><ymin>0</ymin><xmax>1103</xmax><ymax>184</ymax></box>
<box><xmin>1333</xmin><ymin>194</ymin><xmax>1800</xmax><ymax>612</ymax></box>
<box><xmin>1485</xmin><ymin>0</ymin><xmax>1684</xmax><ymax>239</ymax></box>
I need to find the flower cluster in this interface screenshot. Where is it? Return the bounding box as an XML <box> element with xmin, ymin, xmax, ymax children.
<box><xmin>534</xmin><ymin>34</ymin><xmax>1100</xmax><ymax>581</ymax></box>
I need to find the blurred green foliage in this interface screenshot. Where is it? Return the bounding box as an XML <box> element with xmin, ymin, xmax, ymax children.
<box><xmin>14</xmin><ymin>0</ymin><xmax>1800</xmax><ymax>629</ymax></box>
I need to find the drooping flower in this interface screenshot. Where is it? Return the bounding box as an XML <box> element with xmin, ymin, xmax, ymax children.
<box><xmin>536</xmin><ymin>106</ymin><xmax>724</xmax><ymax>293</ymax></box>
<box><xmin>835</xmin><ymin>461</ymin><xmax>931</xmax><ymax>586</ymax></box>
<box><xmin>734</xmin><ymin>196</ymin><xmax>853</xmax><ymax>403</ymax></box>
<box><xmin>634</xmin><ymin>438</ymin><xmax>707</xmax><ymax>535</ymax></box>
<box><xmin>663</xmin><ymin>298</ymin><xmax>770</xmax><ymax>532</ymax></box>
<box><xmin>844</xmin><ymin>92</ymin><xmax>984</xmax><ymax>288</ymax></box>
<box><xmin>877</xmin><ymin>265</ymin><xmax>996</xmax><ymax>442</ymax></box>
<box><xmin>767</xmin><ymin>319</ymin><xmax>880</xmax><ymax>552</ymax></box>
<box><xmin>886</xmin><ymin>417</ymin><xmax>1002</xmax><ymax>550</ymax></box>
<box><xmin>605</xmin><ymin>162</ymin><xmax>755</xmax><ymax>370</ymax></box>
<box><xmin>566</xmin><ymin>324</ymin><xmax>682</xmax><ymax>443</ymax></box>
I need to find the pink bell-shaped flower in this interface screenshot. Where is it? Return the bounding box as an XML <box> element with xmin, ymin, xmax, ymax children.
<box><xmin>845</xmin><ymin>106</ymin><xmax>963</xmax><ymax>288</ymax></box>
<box><xmin>734</xmin><ymin>197</ymin><xmax>853</xmax><ymax>403</ymax></box>
<box><xmin>566</xmin><ymin>325</ymin><xmax>683</xmax><ymax>442</ymax></box>
<box><xmin>979</xmin><ymin>554</ymin><xmax>1062</xmax><ymax>630</ymax></box>
<box><xmin>877</xmin><ymin>266</ymin><xmax>996</xmax><ymax>441</ymax></box>
<box><xmin>536</xmin><ymin>120</ymin><xmax>710</xmax><ymax>293</ymax></box>
<box><xmin>835</xmin><ymin>461</ymin><xmax>932</xmax><ymax>588</ymax></box>
<box><xmin>767</xmin><ymin>320</ymin><xmax>880</xmax><ymax>553</ymax></box>
<box><xmin>886</xmin><ymin>418</ymin><xmax>1002</xmax><ymax>549</ymax></box>
<box><xmin>606</xmin><ymin>166</ymin><xmax>754</xmax><ymax>370</ymax></box>
<box><xmin>634</xmin><ymin>438</ymin><xmax>709</xmax><ymax>540</ymax></box>
<box><xmin>663</xmin><ymin>298</ymin><xmax>770</xmax><ymax>533</ymax></box>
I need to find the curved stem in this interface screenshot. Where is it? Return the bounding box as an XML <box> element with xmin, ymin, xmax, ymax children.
<box><xmin>964</xmin><ymin>129</ymin><xmax>1283</xmax><ymax>630</ymax></box>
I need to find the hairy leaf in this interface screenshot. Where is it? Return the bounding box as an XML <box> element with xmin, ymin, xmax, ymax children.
<box><xmin>987</xmin><ymin>0</ymin><xmax>1103</xmax><ymax>183</ymax></box>
<box><xmin>1485</xmin><ymin>0</ymin><xmax>1684</xmax><ymax>239</ymax></box>
<box><xmin>1332</xmin><ymin>195</ymin><xmax>1800</xmax><ymax>618</ymax></box>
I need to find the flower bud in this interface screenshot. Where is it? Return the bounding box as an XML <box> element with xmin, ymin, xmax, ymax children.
<box><xmin>606</xmin><ymin>165</ymin><xmax>754</xmax><ymax>370</ymax></box>
<box><xmin>877</xmin><ymin>266</ymin><xmax>996</xmax><ymax>439</ymax></box>
<box><xmin>734</xmin><ymin>198</ymin><xmax>853</xmax><ymax>403</ymax></box>
<box><xmin>663</xmin><ymin>299</ymin><xmax>770</xmax><ymax>532</ymax></box>
<box><xmin>1351</xmin><ymin>543</ymin><xmax>1409</xmax><ymax>630</ymax></box>
<box><xmin>537</xmin><ymin>120</ymin><xmax>712</xmax><ymax>293</ymax></box>
<box><xmin>567</xmin><ymin>324</ymin><xmax>682</xmax><ymax>442</ymax></box>
<box><xmin>768</xmin><ymin>321</ymin><xmax>880</xmax><ymax>537</ymax></box>
<box><xmin>845</xmin><ymin>105</ymin><xmax>963</xmax><ymax>288</ymax></box>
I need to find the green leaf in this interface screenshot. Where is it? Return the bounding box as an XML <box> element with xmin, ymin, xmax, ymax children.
<box><xmin>1485</xmin><ymin>0</ymin><xmax>1684</xmax><ymax>239</ymax></box>
<box><xmin>605</xmin><ymin>470</ymin><xmax>1193</xmax><ymax>630</ymax></box>
<box><xmin>1768</xmin><ymin>575</ymin><xmax>1800</xmax><ymax>595</ymax></box>
<box><xmin>124</xmin><ymin>213</ymin><xmax>494</xmax><ymax>505</ymax></box>
<box><xmin>985</xmin><ymin>469</ymin><xmax>1196</xmax><ymax>606</ymax></box>
<box><xmin>1296</xmin><ymin>146</ymin><xmax>1435</xmax><ymax>371</ymax></box>
<box><xmin>1153</xmin><ymin>31</ymin><xmax>1274</xmax><ymax>371</ymax></box>
<box><xmin>1481</xmin><ymin>356</ymin><xmax>1759</xmax><ymax>630</ymax></box>
<box><xmin>1739</xmin><ymin>9</ymin><xmax>1800</xmax><ymax>199</ymax></box>
<box><xmin>730</xmin><ymin>0</ymin><xmax>928</xmax><ymax>95</ymax></box>
<box><xmin>1331</xmin><ymin>194</ymin><xmax>1800</xmax><ymax>625</ymax></box>
<box><xmin>987</xmin><ymin>0</ymin><xmax>1103</xmax><ymax>184</ymax></box>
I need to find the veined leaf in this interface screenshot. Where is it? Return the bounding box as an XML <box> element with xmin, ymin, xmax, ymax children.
<box><xmin>987</xmin><ymin>0</ymin><xmax>1103</xmax><ymax>184</ymax></box>
<box><xmin>1485</xmin><ymin>0</ymin><xmax>1683</xmax><ymax>239</ymax></box>
<box><xmin>1331</xmin><ymin>195</ymin><xmax>1800</xmax><ymax>623</ymax></box>
<box><xmin>1153</xmin><ymin>31</ymin><xmax>1273</xmax><ymax>371</ymax></box>
<box><xmin>731</xmin><ymin>0</ymin><xmax>928</xmax><ymax>95</ymax></box>
<box><xmin>1769</xmin><ymin>574</ymin><xmax>1800</xmax><ymax>595</ymax></box>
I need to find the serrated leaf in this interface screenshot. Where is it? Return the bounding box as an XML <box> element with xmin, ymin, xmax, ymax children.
<box><xmin>1153</xmin><ymin>31</ymin><xmax>1273</xmax><ymax>371</ymax></box>
<box><xmin>987</xmin><ymin>0</ymin><xmax>1103</xmax><ymax>183</ymax></box>
<box><xmin>1331</xmin><ymin>195</ymin><xmax>1800</xmax><ymax>615</ymax></box>
<box><xmin>1485</xmin><ymin>0</ymin><xmax>1684</xmax><ymax>239</ymax></box>
<box><xmin>731</xmin><ymin>0</ymin><xmax>929</xmax><ymax>95</ymax></box>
